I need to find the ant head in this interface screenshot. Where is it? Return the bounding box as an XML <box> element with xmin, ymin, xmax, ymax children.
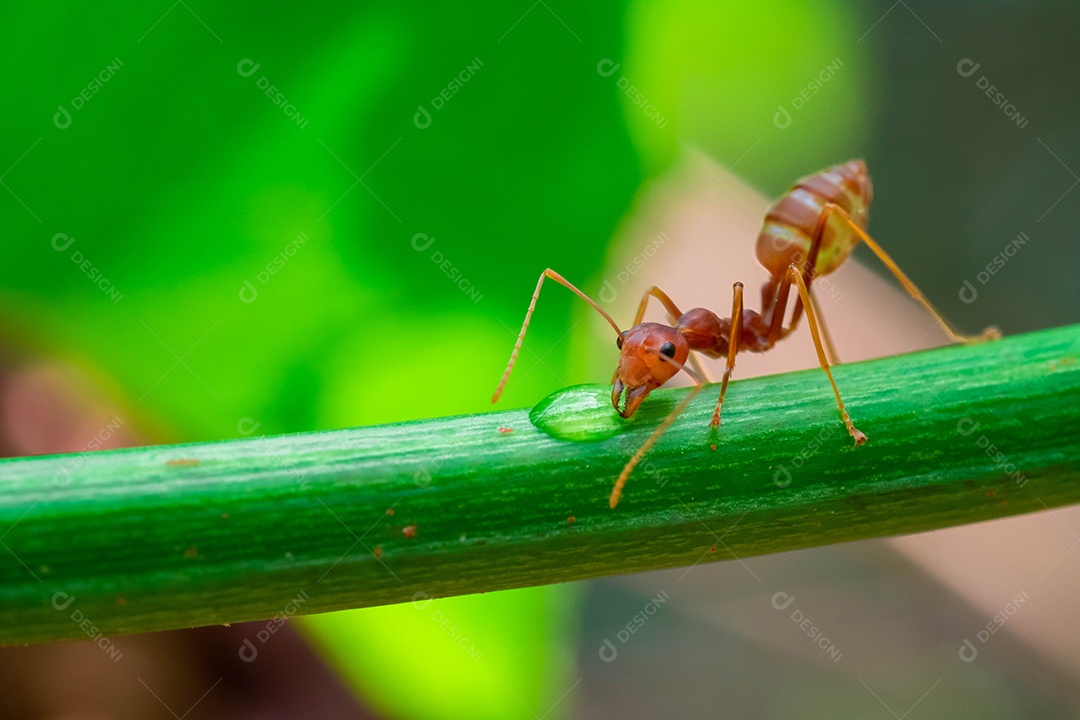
<box><xmin>611</xmin><ymin>322</ymin><xmax>689</xmax><ymax>418</ymax></box>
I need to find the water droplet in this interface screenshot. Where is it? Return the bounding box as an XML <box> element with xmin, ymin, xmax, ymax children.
<box><xmin>529</xmin><ymin>384</ymin><xmax>624</xmax><ymax>441</ymax></box>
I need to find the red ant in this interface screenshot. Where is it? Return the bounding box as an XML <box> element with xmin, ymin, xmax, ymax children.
<box><xmin>493</xmin><ymin>160</ymin><xmax>999</xmax><ymax>508</ymax></box>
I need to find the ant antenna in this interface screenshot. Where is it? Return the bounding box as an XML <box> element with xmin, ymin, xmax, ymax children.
<box><xmin>609</xmin><ymin>348</ymin><xmax>706</xmax><ymax>508</ymax></box>
<box><xmin>493</xmin><ymin>269</ymin><xmax>622</xmax><ymax>403</ymax></box>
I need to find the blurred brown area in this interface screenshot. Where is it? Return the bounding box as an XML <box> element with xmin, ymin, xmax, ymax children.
<box><xmin>0</xmin><ymin>356</ymin><xmax>372</xmax><ymax>720</ymax></box>
<box><xmin>0</xmin><ymin>623</ymin><xmax>372</xmax><ymax>720</ymax></box>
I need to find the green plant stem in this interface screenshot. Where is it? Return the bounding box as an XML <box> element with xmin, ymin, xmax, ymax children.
<box><xmin>2</xmin><ymin>324</ymin><xmax>1079</xmax><ymax>645</ymax></box>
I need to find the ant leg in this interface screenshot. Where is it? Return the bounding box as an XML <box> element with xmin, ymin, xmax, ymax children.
<box><xmin>823</xmin><ymin>203</ymin><xmax>1000</xmax><ymax>343</ymax></box>
<box><xmin>493</xmin><ymin>268</ymin><xmax>623</xmax><ymax>403</ymax></box>
<box><xmin>609</xmin><ymin>353</ymin><xmax>706</xmax><ymax>509</ymax></box>
<box><xmin>796</xmin><ymin>209</ymin><xmax>842</xmax><ymax>362</ymax></box>
<box><xmin>768</xmin><ymin>266</ymin><xmax>842</xmax><ymax>365</ymax></box>
<box><xmin>632</xmin><ymin>285</ymin><xmax>684</xmax><ymax>326</ymax></box>
<box><xmin>785</xmin><ymin>264</ymin><xmax>867</xmax><ymax>446</ymax></box>
<box><xmin>783</xmin><ymin>203</ymin><xmax>829</xmax><ymax>334</ymax></box>
<box><xmin>767</xmin><ymin>205</ymin><xmax>829</xmax><ymax>344</ymax></box>
<box><xmin>626</xmin><ymin>286</ymin><xmax>713</xmax><ymax>383</ymax></box>
<box><xmin>809</xmin><ymin>290</ymin><xmax>841</xmax><ymax>365</ymax></box>
<box><xmin>689</xmin><ymin>353</ymin><xmax>714</xmax><ymax>385</ymax></box>
<box><xmin>710</xmin><ymin>282</ymin><xmax>744</xmax><ymax>427</ymax></box>
<box><xmin>788</xmin><ymin>211</ymin><xmax>842</xmax><ymax>363</ymax></box>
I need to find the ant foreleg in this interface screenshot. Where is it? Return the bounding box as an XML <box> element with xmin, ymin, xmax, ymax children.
<box><xmin>626</xmin><ymin>285</ymin><xmax>713</xmax><ymax>384</ymax></box>
<box><xmin>784</xmin><ymin>264</ymin><xmax>867</xmax><ymax>446</ymax></box>
<box><xmin>710</xmin><ymin>282</ymin><xmax>744</xmax><ymax>428</ymax></box>
<box><xmin>493</xmin><ymin>268</ymin><xmax>623</xmax><ymax>404</ymax></box>
<box><xmin>609</xmin><ymin>352</ymin><xmax>706</xmax><ymax>509</ymax></box>
<box><xmin>632</xmin><ymin>285</ymin><xmax>684</xmax><ymax>326</ymax></box>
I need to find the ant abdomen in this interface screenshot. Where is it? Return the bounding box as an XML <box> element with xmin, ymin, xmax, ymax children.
<box><xmin>756</xmin><ymin>160</ymin><xmax>873</xmax><ymax>280</ymax></box>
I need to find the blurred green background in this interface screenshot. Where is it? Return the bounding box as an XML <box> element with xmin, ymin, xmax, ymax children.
<box><xmin>2</xmin><ymin>0</ymin><xmax>1078</xmax><ymax>718</ymax></box>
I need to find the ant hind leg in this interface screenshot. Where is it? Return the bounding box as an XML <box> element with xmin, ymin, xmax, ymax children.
<box><xmin>822</xmin><ymin>203</ymin><xmax>1001</xmax><ymax>344</ymax></box>
<box><xmin>808</xmin><ymin>290</ymin><xmax>841</xmax><ymax>365</ymax></box>
<box><xmin>784</xmin><ymin>264</ymin><xmax>867</xmax><ymax>446</ymax></box>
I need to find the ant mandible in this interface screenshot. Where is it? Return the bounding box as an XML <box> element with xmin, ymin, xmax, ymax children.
<box><xmin>492</xmin><ymin>160</ymin><xmax>1000</xmax><ymax>508</ymax></box>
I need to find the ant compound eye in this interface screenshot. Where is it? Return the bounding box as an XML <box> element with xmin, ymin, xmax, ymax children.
<box><xmin>616</xmin><ymin>334</ymin><xmax>624</xmax><ymax>350</ymax></box>
<box><xmin>660</xmin><ymin>342</ymin><xmax>676</xmax><ymax>359</ymax></box>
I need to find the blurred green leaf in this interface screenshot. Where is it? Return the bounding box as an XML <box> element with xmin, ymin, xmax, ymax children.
<box><xmin>3</xmin><ymin>2</ymin><xmax>638</xmax><ymax>717</ymax></box>
<box><xmin>303</xmin><ymin>586</ymin><xmax>581</xmax><ymax>720</ymax></box>
<box><xmin>623</xmin><ymin>0</ymin><xmax>872</xmax><ymax>190</ymax></box>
